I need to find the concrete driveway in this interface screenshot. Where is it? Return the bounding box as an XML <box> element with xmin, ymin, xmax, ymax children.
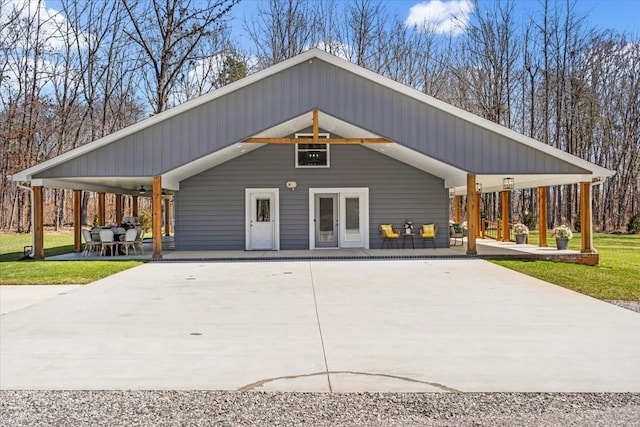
<box><xmin>1</xmin><ymin>259</ymin><xmax>639</xmax><ymax>392</ymax></box>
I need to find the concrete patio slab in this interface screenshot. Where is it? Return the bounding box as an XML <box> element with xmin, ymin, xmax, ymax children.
<box><xmin>1</xmin><ymin>259</ymin><xmax>638</xmax><ymax>392</ymax></box>
<box><xmin>46</xmin><ymin>238</ymin><xmax>587</xmax><ymax>264</ymax></box>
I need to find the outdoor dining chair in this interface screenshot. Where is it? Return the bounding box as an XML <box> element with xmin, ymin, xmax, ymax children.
<box><xmin>134</xmin><ymin>227</ymin><xmax>145</xmax><ymax>254</ymax></box>
<box><xmin>449</xmin><ymin>223</ymin><xmax>464</xmax><ymax>246</ymax></box>
<box><xmin>82</xmin><ymin>229</ymin><xmax>99</xmax><ymax>256</ymax></box>
<box><xmin>119</xmin><ymin>228</ymin><xmax>138</xmax><ymax>255</ymax></box>
<box><xmin>99</xmin><ymin>229</ymin><xmax>117</xmax><ymax>256</ymax></box>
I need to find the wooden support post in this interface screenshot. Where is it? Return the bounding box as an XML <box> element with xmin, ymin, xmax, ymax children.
<box><xmin>115</xmin><ymin>194</ymin><xmax>122</xmax><ymax>225</ymax></box>
<box><xmin>132</xmin><ymin>195</ymin><xmax>139</xmax><ymax>217</ymax></box>
<box><xmin>580</xmin><ymin>182</ymin><xmax>594</xmax><ymax>253</ymax></box>
<box><xmin>152</xmin><ymin>176</ymin><xmax>163</xmax><ymax>260</ymax></box>
<box><xmin>312</xmin><ymin>109</ymin><xmax>319</xmax><ymax>140</ymax></box>
<box><xmin>538</xmin><ymin>186</ymin><xmax>548</xmax><ymax>247</ymax></box>
<box><xmin>33</xmin><ymin>186</ymin><xmax>44</xmax><ymax>260</ymax></box>
<box><xmin>164</xmin><ymin>198</ymin><xmax>171</xmax><ymax>236</ymax></box>
<box><xmin>501</xmin><ymin>190</ymin><xmax>510</xmax><ymax>242</ymax></box>
<box><xmin>74</xmin><ymin>190</ymin><xmax>82</xmax><ymax>253</ymax></box>
<box><xmin>466</xmin><ymin>174</ymin><xmax>477</xmax><ymax>255</ymax></box>
<box><xmin>455</xmin><ymin>195</ymin><xmax>461</xmax><ymax>224</ymax></box>
<box><xmin>98</xmin><ymin>192</ymin><xmax>106</xmax><ymax>225</ymax></box>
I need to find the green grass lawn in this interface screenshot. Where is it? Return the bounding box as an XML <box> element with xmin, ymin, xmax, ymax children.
<box><xmin>0</xmin><ymin>232</ymin><xmax>143</xmax><ymax>285</ymax></box>
<box><xmin>493</xmin><ymin>232</ymin><xmax>640</xmax><ymax>301</ymax></box>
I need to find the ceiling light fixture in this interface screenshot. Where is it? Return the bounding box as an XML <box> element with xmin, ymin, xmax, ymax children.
<box><xmin>503</xmin><ymin>177</ymin><xmax>514</xmax><ymax>190</ymax></box>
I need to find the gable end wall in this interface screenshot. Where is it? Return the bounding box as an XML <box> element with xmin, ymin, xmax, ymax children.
<box><xmin>35</xmin><ymin>59</ymin><xmax>589</xmax><ymax>179</ymax></box>
<box><xmin>175</xmin><ymin>144</ymin><xmax>448</xmax><ymax>250</ymax></box>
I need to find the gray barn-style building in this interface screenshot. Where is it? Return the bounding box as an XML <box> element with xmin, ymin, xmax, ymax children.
<box><xmin>12</xmin><ymin>49</ymin><xmax>613</xmax><ymax>260</ymax></box>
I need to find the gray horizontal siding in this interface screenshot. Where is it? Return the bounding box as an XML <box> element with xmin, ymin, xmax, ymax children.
<box><xmin>36</xmin><ymin>57</ymin><xmax>588</xmax><ymax>179</ymax></box>
<box><xmin>175</xmin><ymin>144</ymin><xmax>448</xmax><ymax>250</ymax></box>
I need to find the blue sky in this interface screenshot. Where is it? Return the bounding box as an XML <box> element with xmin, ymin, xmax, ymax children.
<box><xmin>229</xmin><ymin>0</ymin><xmax>639</xmax><ymax>46</ymax></box>
<box><xmin>13</xmin><ymin>0</ymin><xmax>638</xmax><ymax>46</ymax></box>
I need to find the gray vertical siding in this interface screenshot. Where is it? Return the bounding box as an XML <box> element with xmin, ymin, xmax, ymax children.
<box><xmin>175</xmin><ymin>144</ymin><xmax>448</xmax><ymax>250</ymax></box>
<box><xmin>35</xmin><ymin>57</ymin><xmax>589</xmax><ymax>180</ymax></box>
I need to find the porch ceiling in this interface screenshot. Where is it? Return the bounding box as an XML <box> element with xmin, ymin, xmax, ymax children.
<box><xmin>28</xmin><ymin>177</ymin><xmax>157</xmax><ymax>196</ymax></box>
<box><xmin>453</xmin><ymin>174</ymin><xmax>599</xmax><ymax>195</ymax></box>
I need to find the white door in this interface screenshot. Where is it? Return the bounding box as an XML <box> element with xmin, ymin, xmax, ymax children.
<box><xmin>246</xmin><ymin>189</ymin><xmax>279</xmax><ymax>250</ymax></box>
<box><xmin>309</xmin><ymin>188</ymin><xmax>369</xmax><ymax>249</ymax></box>
<box><xmin>339</xmin><ymin>192</ymin><xmax>366</xmax><ymax>248</ymax></box>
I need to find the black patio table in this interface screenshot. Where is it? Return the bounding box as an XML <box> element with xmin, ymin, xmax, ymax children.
<box><xmin>91</xmin><ymin>227</ymin><xmax>127</xmax><ymax>255</ymax></box>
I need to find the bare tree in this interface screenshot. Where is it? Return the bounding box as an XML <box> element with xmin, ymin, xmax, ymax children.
<box><xmin>587</xmin><ymin>36</ymin><xmax>640</xmax><ymax>229</ymax></box>
<box><xmin>245</xmin><ymin>0</ymin><xmax>320</xmax><ymax>69</ymax></box>
<box><xmin>452</xmin><ymin>0</ymin><xmax>520</xmax><ymax>126</ymax></box>
<box><xmin>0</xmin><ymin>0</ymin><xmax>56</xmax><ymax>231</ymax></box>
<box><xmin>397</xmin><ymin>19</ymin><xmax>454</xmax><ymax>99</ymax></box>
<box><xmin>340</xmin><ymin>0</ymin><xmax>385</xmax><ymax>69</ymax></box>
<box><xmin>170</xmin><ymin>31</ymin><xmax>247</xmax><ymax>104</ymax></box>
<box><xmin>121</xmin><ymin>0</ymin><xmax>239</xmax><ymax>114</ymax></box>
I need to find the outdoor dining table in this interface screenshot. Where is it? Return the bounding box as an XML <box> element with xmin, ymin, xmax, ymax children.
<box><xmin>90</xmin><ymin>227</ymin><xmax>127</xmax><ymax>255</ymax></box>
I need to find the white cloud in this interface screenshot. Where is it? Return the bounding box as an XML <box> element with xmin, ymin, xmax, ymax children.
<box><xmin>1</xmin><ymin>0</ymin><xmax>90</xmax><ymax>96</ymax></box>
<box><xmin>405</xmin><ymin>0</ymin><xmax>474</xmax><ymax>36</ymax></box>
<box><xmin>0</xmin><ymin>0</ymin><xmax>83</xmax><ymax>51</ymax></box>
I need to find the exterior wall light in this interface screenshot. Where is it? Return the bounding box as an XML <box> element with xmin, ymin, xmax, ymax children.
<box><xmin>475</xmin><ymin>183</ymin><xmax>482</xmax><ymax>194</ymax></box>
<box><xmin>138</xmin><ymin>185</ymin><xmax>146</xmax><ymax>195</ymax></box>
<box><xmin>286</xmin><ymin>180</ymin><xmax>298</xmax><ymax>191</ymax></box>
<box><xmin>503</xmin><ymin>177</ymin><xmax>515</xmax><ymax>190</ymax></box>
<box><xmin>449</xmin><ymin>188</ymin><xmax>455</xmax><ymax>198</ymax></box>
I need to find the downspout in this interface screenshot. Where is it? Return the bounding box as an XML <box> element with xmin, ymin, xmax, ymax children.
<box><xmin>15</xmin><ymin>181</ymin><xmax>35</xmax><ymax>258</ymax></box>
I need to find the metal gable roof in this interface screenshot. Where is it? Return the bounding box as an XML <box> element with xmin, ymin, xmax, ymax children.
<box><xmin>12</xmin><ymin>48</ymin><xmax>613</xmax><ymax>193</ymax></box>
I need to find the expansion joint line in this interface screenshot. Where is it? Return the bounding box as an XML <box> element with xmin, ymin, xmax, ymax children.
<box><xmin>309</xmin><ymin>262</ymin><xmax>332</xmax><ymax>392</ymax></box>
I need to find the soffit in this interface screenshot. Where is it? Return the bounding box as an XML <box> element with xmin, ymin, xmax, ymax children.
<box><xmin>163</xmin><ymin>111</ymin><xmax>468</xmax><ymax>187</ymax></box>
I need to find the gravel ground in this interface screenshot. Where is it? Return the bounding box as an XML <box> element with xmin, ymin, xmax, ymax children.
<box><xmin>608</xmin><ymin>300</ymin><xmax>640</xmax><ymax>314</ymax></box>
<box><xmin>1</xmin><ymin>391</ymin><xmax>639</xmax><ymax>426</ymax></box>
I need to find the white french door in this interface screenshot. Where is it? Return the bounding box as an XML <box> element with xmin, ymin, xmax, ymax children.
<box><xmin>314</xmin><ymin>194</ymin><xmax>338</xmax><ymax>248</ymax></box>
<box><xmin>245</xmin><ymin>189</ymin><xmax>279</xmax><ymax>250</ymax></box>
<box><xmin>309</xmin><ymin>188</ymin><xmax>369</xmax><ymax>249</ymax></box>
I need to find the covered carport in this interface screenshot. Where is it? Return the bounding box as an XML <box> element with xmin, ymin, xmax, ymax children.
<box><xmin>11</xmin><ymin>49</ymin><xmax>613</xmax><ymax>262</ymax></box>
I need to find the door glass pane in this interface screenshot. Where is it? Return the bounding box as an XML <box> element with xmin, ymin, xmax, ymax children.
<box><xmin>319</xmin><ymin>197</ymin><xmax>334</xmax><ymax>242</ymax></box>
<box><xmin>345</xmin><ymin>197</ymin><xmax>360</xmax><ymax>241</ymax></box>
<box><xmin>256</xmin><ymin>199</ymin><xmax>270</xmax><ymax>222</ymax></box>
